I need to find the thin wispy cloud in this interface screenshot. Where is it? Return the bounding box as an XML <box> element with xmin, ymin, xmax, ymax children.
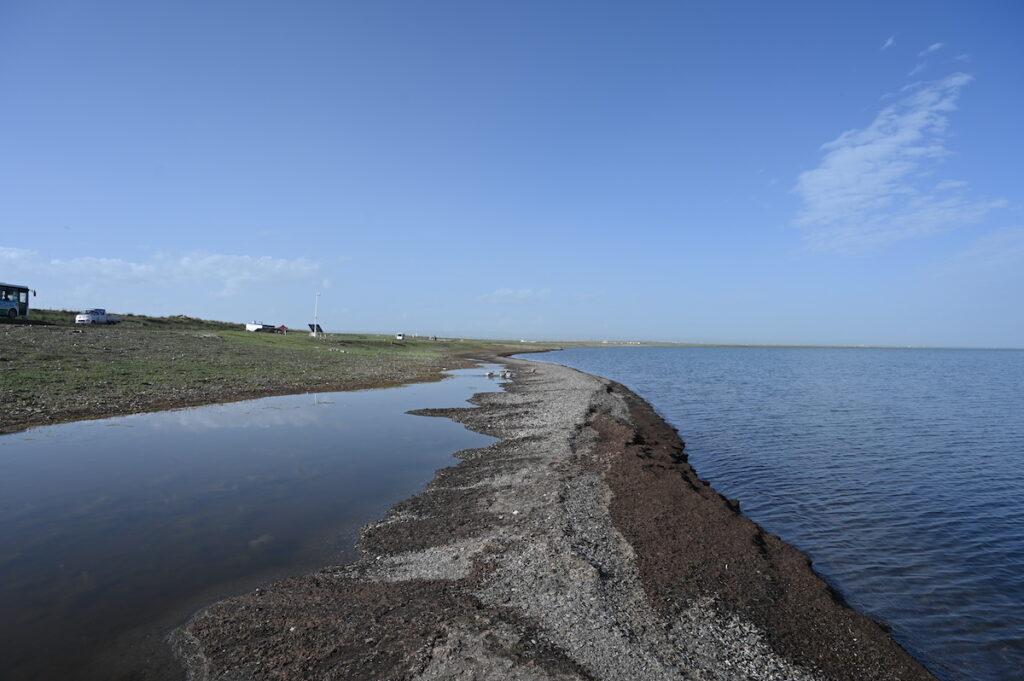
<box><xmin>793</xmin><ymin>72</ymin><xmax>1005</xmax><ymax>252</ymax></box>
<box><xmin>908</xmin><ymin>43</ymin><xmax>946</xmax><ymax>78</ymax></box>
<box><xmin>951</xmin><ymin>226</ymin><xmax>1024</xmax><ymax>270</ymax></box>
<box><xmin>477</xmin><ymin>288</ymin><xmax>550</xmax><ymax>305</ymax></box>
<box><xmin>881</xmin><ymin>35</ymin><xmax>895</xmax><ymax>51</ymax></box>
<box><xmin>0</xmin><ymin>247</ymin><xmax>36</xmax><ymax>266</ymax></box>
<box><xmin>0</xmin><ymin>248</ymin><xmax>321</xmax><ymax>296</ymax></box>
<box><xmin>171</xmin><ymin>253</ymin><xmax>320</xmax><ymax>295</ymax></box>
<box><xmin>571</xmin><ymin>291</ymin><xmax>605</xmax><ymax>303</ymax></box>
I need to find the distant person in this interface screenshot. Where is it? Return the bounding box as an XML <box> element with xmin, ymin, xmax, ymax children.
<box><xmin>1</xmin><ymin>291</ymin><xmax>9</xmax><ymax>301</ymax></box>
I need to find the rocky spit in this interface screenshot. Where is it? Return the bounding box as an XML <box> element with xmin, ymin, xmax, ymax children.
<box><xmin>171</xmin><ymin>357</ymin><xmax>937</xmax><ymax>681</ymax></box>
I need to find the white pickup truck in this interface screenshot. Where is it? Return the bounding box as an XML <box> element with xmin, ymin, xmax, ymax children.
<box><xmin>75</xmin><ymin>309</ymin><xmax>122</xmax><ymax>325</ymax></box>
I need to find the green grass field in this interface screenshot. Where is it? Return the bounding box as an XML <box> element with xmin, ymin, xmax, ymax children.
<box><xmin>1</xmin><ymin>309</ymin><xmax>559</xmax><ymax>433</ymax></box>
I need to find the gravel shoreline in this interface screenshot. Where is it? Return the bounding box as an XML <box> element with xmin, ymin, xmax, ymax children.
<box><xmin>171</xmin><ymin>357</ymin><xmax>937</xmax><ymax>680</ymax></box>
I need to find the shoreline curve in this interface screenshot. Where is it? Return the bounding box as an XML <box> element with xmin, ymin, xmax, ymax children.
<box><xmin>170</xmin><ymin>356</ymin><xmax>937</xmax><ymax>680</ymax></box>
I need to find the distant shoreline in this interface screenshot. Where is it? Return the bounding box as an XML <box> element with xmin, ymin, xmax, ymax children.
<box><xmin>4</xmin><ymin>314</ymin><xmax>1017</xmax><ymax>436</ymax></box>
<box><xmin>555</xmin><ymin>341</ymin><xmax>1024</xmax><ymax>351</ymax></box>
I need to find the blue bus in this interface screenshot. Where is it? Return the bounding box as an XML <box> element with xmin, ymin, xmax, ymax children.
<box><xmin>0</xmin><ymin>282</ymin><xmax>35</xmax><ymax>319</ymax></box>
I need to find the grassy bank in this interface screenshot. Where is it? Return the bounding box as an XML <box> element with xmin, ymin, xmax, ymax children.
<box><xmin>0</xmin><ymin>310</ymin><xmax>559</xmax><ymax>434</ymax></box>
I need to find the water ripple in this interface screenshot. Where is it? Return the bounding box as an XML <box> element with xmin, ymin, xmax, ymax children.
<box><xmin>527</xmin><ymin>348</ymin><xmax>1024</xmax><ymax>681</ymax></box>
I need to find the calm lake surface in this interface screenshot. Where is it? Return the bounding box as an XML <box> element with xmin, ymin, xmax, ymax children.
<box><xmin>521</xmin><ymin>347</ymin><xmax>1024</xmax><ymax>681</ymax></box>
<box><xmin>0</xmin><ymin>367</ymin><xmax>500</xmax><ymax>681</ymax></box>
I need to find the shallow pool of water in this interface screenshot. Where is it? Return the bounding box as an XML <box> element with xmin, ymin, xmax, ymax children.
<box><xmin>0</xmin><ymin>367</ymin><xmax>501</xmax><ymax>681</ymax></box>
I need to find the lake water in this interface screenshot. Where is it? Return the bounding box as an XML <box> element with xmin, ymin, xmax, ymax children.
<box><xmin>0</xmin><ymin>367</ymin><xmax>501</xmax><ymax>681</ymax></box>
<box><xmin>520</xmin><ymin>347</ymin><xmax>1024</xmax><ymax>681</ymax></box>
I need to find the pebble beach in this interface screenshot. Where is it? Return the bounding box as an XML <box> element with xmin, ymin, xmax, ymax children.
<box><xmin>171</xmin><ymin>357</ymin><xmax>936</xmax><ymax>680</ymax></box>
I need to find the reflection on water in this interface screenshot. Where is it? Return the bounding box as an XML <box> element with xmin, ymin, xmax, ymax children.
<box><xmin>0</xmin><ymin>367</ymin><xmax>502</xmax><ymax>681</ymax></box>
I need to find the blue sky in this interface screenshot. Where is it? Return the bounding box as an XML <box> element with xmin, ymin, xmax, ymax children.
<box><xmin>2</xmin><ymin>1</ymin><xmax>1021</xmax><ymax>346</ymax></box>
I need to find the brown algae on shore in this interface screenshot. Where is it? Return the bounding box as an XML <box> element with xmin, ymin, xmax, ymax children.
<box><xmin>171</xmin><ymin>358</ymin><xmax>937</xmax><ymax>681</ymax></box>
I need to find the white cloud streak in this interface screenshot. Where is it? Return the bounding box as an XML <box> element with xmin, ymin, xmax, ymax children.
<box><xmin>908</xmin><ymin>43</ymin><xmax>946</xmax><ymax>77</ymax></box>
<box><xmin>477</xmin><ymin>288</ymin><xmax>550</xmax><ymax>305</ymax></box>
<box><xmin>951</xmin><ymin>227</ymin><xmax>1024</xmax><ymax>270</ymax></box>
<box><xmin>793</xmin><ymin>72</ymin><xmax>1004</xmax><ymax>252</ymax></box>
<box><xmin>1</xmin><ymin>249</ymin><xmax>320</xmax><ymax>296</ymax></box>
<box><xmin>881</xmin><ymin>35</ymin><xmax>895</xmax><ymax>51</ymax></box>
<box><xmin>0</xmin><ymin>247</ymin><xmax>36</xmax><ymax>268</ymax></box>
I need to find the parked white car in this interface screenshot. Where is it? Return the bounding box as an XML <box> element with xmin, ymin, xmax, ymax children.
<box><xmin>75</xmin><ymin>309</ymin><xmax>122</xmax><ymax>325</ymax></box>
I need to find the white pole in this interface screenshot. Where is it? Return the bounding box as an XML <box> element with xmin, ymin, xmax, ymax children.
<box><xmin>313</xmin><ymin>291</ymin><xmax>321</xmax><ymax>338</ymax></box>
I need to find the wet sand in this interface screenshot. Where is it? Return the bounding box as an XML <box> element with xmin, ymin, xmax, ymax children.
<box><xmin>171</xmin><ymin>357</ymin><xmax>937</xmax><ymax>680</ymax></box>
